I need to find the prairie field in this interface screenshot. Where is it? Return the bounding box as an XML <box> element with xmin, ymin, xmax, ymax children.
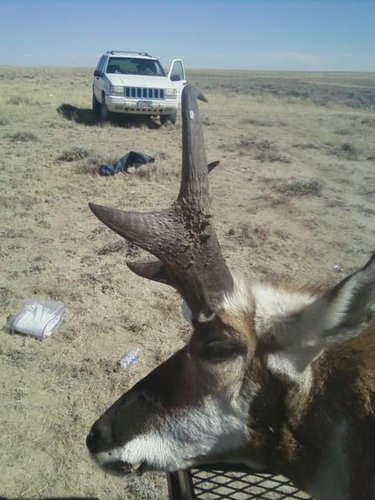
<box><xmin>0</xmin><ymin>66</ymin><xmax>374</xmax><ymax>499</ymax></box>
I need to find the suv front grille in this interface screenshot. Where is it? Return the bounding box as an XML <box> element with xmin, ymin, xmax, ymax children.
<box><xmin>125</xmin><ymin>87</ymin><xmax>165</xmax><ymax>99</ymax></box>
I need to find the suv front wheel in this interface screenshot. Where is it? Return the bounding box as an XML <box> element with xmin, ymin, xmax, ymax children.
<box><xmin>160</xmin><ymin>112</ymin><xmax>177</xmax><ymax>126</ymax></box>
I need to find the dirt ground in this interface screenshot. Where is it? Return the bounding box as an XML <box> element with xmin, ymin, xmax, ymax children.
<box><xmin>0</xmin><ymin>67</ymin><xmax>374</xmax><ymax>499</ymax></box>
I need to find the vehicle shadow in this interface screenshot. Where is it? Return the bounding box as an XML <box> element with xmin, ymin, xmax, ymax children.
<box><xmin>56</xmin><ymin>104</ymin><xmax>161</xmax><ymax>129</ymax></box>
<box><xmin>57</xmin><ymin>104</ymin><xmax>97</xmax><ymax>126</ymax></box>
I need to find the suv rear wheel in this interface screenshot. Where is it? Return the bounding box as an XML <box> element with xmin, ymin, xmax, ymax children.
<box><xmin>99</xmin><ymin>95</ymin><xmax>109</xmax><ymax>126</ymax></box>
<box><xmin>92</xmin><ymin>93</ymin><xmax>100</xmax><ymax>121</ymax></box>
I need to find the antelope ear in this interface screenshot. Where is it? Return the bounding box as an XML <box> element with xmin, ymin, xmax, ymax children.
<box><xmin>277</xmin><ymin>253</ymin><xmax>375</xmax><ymax>353</ymax></box>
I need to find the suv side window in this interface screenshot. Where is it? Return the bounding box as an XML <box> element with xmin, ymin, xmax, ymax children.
<box><xmin>95</xmin><ymin>56</ymin><xmax>105</xmax><ymax>74</ymax></box>
<box><xmin>99</xmin><ymin>57</ymin><xmax>107</xmax><ymax>75</ymax></box>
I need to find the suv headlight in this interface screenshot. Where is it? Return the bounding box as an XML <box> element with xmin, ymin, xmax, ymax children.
<box><xmin>109</xmin><ymin>85</ymin><xmax>124</xmax><ymax>96</ymax></box>
<box><xmin>165</xmin><ymin>88</ymin><xmax>177</xmax><ymax>98</ymax></box>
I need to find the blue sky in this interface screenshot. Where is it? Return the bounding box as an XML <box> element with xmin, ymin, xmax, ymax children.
<box><xmin>1</xmin><ymin>0</ymin><xmax>374</xmax><ymax>71</ymax></box>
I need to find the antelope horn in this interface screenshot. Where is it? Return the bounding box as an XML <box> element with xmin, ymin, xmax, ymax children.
<box><xmin>126</xmin><ymin>260</ymin><xmax>171</xmax><ymax>285</ymax></box>
<box><xmin>178</xmin><ymin>86</ymin><xmax>209</xmax><ymax>207</ymax></box>
<box><xmin>124</xmin><ymin>160</ymin><xmax>220</xmax><ymax>288</ymax></box>
<box><xmin>89</xmin><ymin>85</ymin><xmax>233</xmax><ymax>318</ymax></box>
<box><xmin>207</xmin><ymin>160</ymin><xmax>220</xmax><ymax>173</ymax></box>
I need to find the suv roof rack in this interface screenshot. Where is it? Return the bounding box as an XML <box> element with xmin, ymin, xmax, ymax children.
<box><xmin>106</xmin><ymin>50</ymin><xmax>153</xmax><ymax>57</ymax></box>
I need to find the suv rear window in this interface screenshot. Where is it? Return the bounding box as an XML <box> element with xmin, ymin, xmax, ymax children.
<box><xmin>106</xmin><ymin>57</ymin><xmax>165</xmax><ymax>77</ymax></box>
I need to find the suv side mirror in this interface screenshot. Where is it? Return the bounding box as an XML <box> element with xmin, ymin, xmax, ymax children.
<box><xmin>170</xmin><ymin>75</ymin><xmax>181</xmax><ymax>82</ymax></box>
<box><xmin>94</xmin><ymin>70</ymin><xmax>101</xmax><ymax>77</ymax></box>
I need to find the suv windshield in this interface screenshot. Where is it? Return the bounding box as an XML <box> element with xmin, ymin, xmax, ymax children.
<box><xmin>106</xmin><ymin>57</ymin><xmax>165</xmax><ymax>76</ymax></box>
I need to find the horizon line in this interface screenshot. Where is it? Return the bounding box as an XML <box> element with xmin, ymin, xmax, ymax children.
<box><xmin>1</xmin><ymin>64</ymin><xmax>374</xmax><ymax>75</ymax></box>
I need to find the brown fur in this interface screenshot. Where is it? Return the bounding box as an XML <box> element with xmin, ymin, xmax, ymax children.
<box><xmin>240</xmin><ymin>318</ymin><xmax>375</xmax><ymax>497</ymax></box>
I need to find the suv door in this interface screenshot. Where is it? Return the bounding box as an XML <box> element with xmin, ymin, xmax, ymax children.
<box><xmin>167</xmin><ymin>59</ymin><xmax>186</xmax><ymax>103</ymax></box>
<box><xmin>93</xmin><ymin>56</ymin><xmax>107</xmax><ymax>103</ymax></box>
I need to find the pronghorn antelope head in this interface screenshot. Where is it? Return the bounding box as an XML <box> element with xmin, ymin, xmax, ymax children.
<box><xmin>87</xmin><ymin>85</ymin><xmax>375</xmax><ymax>500</ymax></box>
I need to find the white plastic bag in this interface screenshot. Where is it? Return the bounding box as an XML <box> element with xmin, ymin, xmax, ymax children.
<box><xmin>8</xmin><ymin>299</ymin><xmax>66</xmax><ymax>340</ymax></box>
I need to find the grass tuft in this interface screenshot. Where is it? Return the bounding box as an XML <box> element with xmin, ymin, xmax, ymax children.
<box><xmin>57</xmin><ymin>146</ymin><xmax>90</xmax><ymax>162</ymax></box>
<box><xmin>0</xmin><ymin>114</ymin><xmax>10</xmax><ymax>126</ymax></box>
<box><xmin>274</xmin><ymin>178</ymin><xmax>322</xmax><ymax>197</ymax></box>
<box><xmin>333</xmin><ymin>142</ymin><xmax>359</xmax><ymax>160</ymax></box>
<box><xmin>7</xmin><ymin>95</ymin><xmax>34</xmax><ymax>106</ymax></box>
<box><xmin>227</xmin><ymin>138</ymin><xmax>291</xmax><ymax>163</ymax></box>
<box><xmin>6</xmin><ymin>131</ymin><xmax>39</xmax><ymax>142</ymax></box>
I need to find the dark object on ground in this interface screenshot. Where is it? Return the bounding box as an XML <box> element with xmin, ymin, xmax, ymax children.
<box><xmin>0</xmin><ymin>498</ymin><xmax>99</xmax><ymax>500</ymax></box>
<box><xmin>99</xmin><ymin>151</ymin><xmax>155</xmax><ymax>176</ymax></box>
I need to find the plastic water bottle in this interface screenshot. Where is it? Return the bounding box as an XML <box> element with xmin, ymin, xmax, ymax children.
<box><xmin>119</xmin><ymin>349</ymin><xmax>140</xmax><ymax>369</ymax></box>
<box><xmin>181</xmin><ymin>300</ymin><xmax>192</xmax><ymax>323</ymax></box>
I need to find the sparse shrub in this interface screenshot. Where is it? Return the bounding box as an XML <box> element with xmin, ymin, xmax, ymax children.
<box><xmin>240</xmin><ymin>118</ymin><xmax>270</xmax><ymax>127</ymax></box>
<box><xmin>0</xmin><ymin>115</ymin><xmax>10</xmax><ymax>126</ymax></box>
<box><xmin>255</xmin><ymin>149</ymin><xmax>291</xmax><ymax>163</ymax></box>
<box><xmin>97</xmin><ymin>240</ymin><xmax>141</xmax><ymax>258</ymax></box>
<box><xmin>6</xmin><ymin>131</ymin><xmax>39</xmax><ymax>142</ymax></box>
<box><xmin>7</xmin><ymin>95</ymin><xmax>34</xmax><ymax>106</ymax></box>
<box><xmin>57</xmin><ymin>146</ymin><xmax>90</xmax><ymax>162</ymax></box>
<box><xmin>333</xmin><ymin>142</ymin><xmax>358</xmax><ymax>160</ymax></box>
<box><xmin>125</xmin><ymin>474</ymin><xmax>166</xmax><ymax>500</ymax></box>
<box><xmin>77</xmin><ymin>151</ymin><xmax>117</xmax><ymax>175</ymax></box>
<box><xmin>202</xmin><ymin>115</ymin><xmax>215</xmax><ymax>126</ymax></box>
<box><xmin>0</xmin><ymin>287</ymin><xmax>13</xmax><ymax>308</ymax></box>
<box><xmin>97</xmin><ymin>240</ymin><xmax>125</xmax><ymax>256</ymax></box>
<box><xmin>241</xmin><ymin>139</ymin><xmax>290</xmax><ymax>163</ymax></box>
<box><xmin>292</xmin><ymin>142</ymin><xmax>320</xmax><ymax>150</ymax></box>
<box><xmin>62</xmin><ymin>144</ymin><xmax>159</xmax><ymax>175</ymax></box>
<box><xmin>220</xmin><ymin>137</ymin><xmax>290</xmax><ymax>162</ymax></box>
<box><xmin>156</xmin><ymin>151</ymin><xmax>171</xmax><ymax>161</ymax></box>
<box><xmin>239</xmin><ymin>138</ymin><xmax>262</xmax><ymax>150</ymax></box>
<box><xmin>334</xmin><ymin>128</ymin><xmax>351</xmax><ymax>136</ymax></box>
<box><xmin>152</xmin><ymin>162</ymin><xmax>180</xmax><ymax>181</ymax></box>
<box><xmin>78</xmin><ymin>161</ymin><xmax>102</xmax><ymax>175</ymax></box>
<box><xmin>274</xmin><ymin>179</ymin><xmax>322</xmax><ymax>197</ymax></box>
<box><xmin>360</xmin><ymin>117</ymin><xmax>375</xmax><ymax>126</ymax></box>
<box><xmin>129</xmin><ymin>164</ymin><xmax>156</xmax><ymax>180</ymax></box>
<box><xmin>341</xmin><ymin>142</ymin><xmax>357</xmax><ymax>154</ymax></box>
<box><xmin>227</xmin><ymin>223</ymin><xmax>269</xmax><ymax>248</ymax></box>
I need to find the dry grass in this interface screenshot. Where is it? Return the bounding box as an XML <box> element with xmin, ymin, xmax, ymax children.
<box><xmin>0</xmin><ymin>66</ymin><xmax>374</xmax><ymax>499</ymax></box>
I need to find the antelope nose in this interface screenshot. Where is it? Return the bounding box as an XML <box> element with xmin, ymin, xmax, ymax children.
<box><xmin>86</xmin><ymin>419</ymin><xmax>112</xmax><ymax>454</ymax></box>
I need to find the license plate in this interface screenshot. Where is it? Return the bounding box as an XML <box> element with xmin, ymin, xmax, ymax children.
<box><xmin>138</xmin><ymin>100</ymin><xmax>152</xmax><ymax>110</ymax></box>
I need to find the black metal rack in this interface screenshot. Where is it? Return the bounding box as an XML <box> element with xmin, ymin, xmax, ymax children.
<box><xmin>167</xmin><ymin>463</ymin><xmax>313</xmax><ymax>500</ymax></box>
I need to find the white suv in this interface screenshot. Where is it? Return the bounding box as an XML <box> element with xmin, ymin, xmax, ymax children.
<box><xmin>92</xmin><ymin>51</ymin><xmax>186</xmax><ymax>125</ymax></box>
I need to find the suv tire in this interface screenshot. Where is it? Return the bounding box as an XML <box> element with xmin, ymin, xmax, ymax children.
<box><xmin>160</xmin><ymin>112</ymin><xmax>177</xmax><ymax>126</ymax></box>
<box><xmin>99</xmin><ymin>95</ymin><xmax>110</xmax><ymax>126</ymax></box>
<box><xmin>92</xmin><ymin>93</ymin><xmax>100</xmax><ymax>122</ymax></box>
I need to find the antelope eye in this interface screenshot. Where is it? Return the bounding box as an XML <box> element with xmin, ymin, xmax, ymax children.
<box><xmin>201</xmin><ymin>340</ymin><xmax>244</xmax><ymax>363</ymax></box>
